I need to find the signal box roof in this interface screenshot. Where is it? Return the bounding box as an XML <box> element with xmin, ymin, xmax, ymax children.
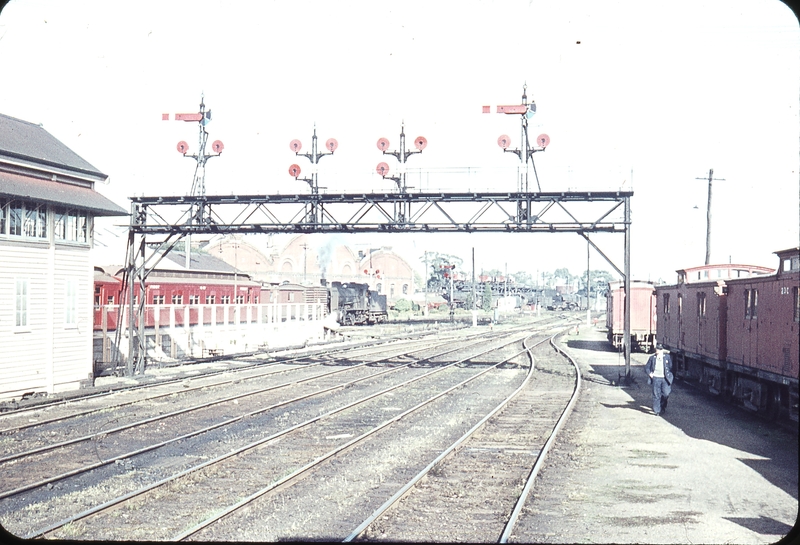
<box><xmin>0</xmin><ymin>113</ymin><xmax>126</xmax><ymax>216</ymax></box>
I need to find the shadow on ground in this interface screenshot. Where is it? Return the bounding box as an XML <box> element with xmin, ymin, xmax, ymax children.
<box><xmin>560</xmin><ymin>335</ymin><xmax>799</xmax><ymax>501</ymax></box>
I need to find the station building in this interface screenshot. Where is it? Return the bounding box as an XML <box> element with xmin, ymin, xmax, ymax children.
<box><xmin>207</xmin><ymin>234</ymin><xmax>415</xmax><ymax>307</ymax></box>
<box><xmin>0</xmin><ymin>113</ymin><xmax>127</xmax><ymax>401</ymax></box>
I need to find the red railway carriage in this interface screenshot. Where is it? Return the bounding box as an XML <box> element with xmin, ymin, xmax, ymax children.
<box><xmin>94</xmin><ymin>268</ymin><xmax>123</xmax><ymax>331</ymax></box>
<box><xmin>94</xmin><ymin>269</ymin><xmax>263</xmax><ymax>331</ymax></box>
<box><xmin>655</xmin><ymin>250</ymin><xmax>798</xmax><ymax>421</ymax></box>
<box><xmin>605</xmin><ymin>281</ymin><xmax>656</xmax><ymax>352</ymax></box>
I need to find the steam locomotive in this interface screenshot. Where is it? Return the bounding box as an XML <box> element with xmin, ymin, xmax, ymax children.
<box><xmin>327</xmin><ymin>281</ymin><xmax>388</xmax><ymax>326</ymax></box>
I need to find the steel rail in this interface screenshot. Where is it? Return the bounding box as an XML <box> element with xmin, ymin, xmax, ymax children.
<box><xmin>342</xmin><ymin>331</ymin><xmax>545</xmax><ymax>542</ymax></box>
<box><xmin>25</xmin><ymin>329</ymin><xmax>533</xmax><ymax>540</ymax></box>
<box><xmin>0</xmin><ymin>316</ymin><xmax>475</xmax><ymax>422</ymax></box>
<box><xmin>0</xmin><ymin>333</ymin><xmax>413</xmax><ymax>426</ymax></box>
<box><xmin>0</xmin><ymin>333</ymin><xmax>486</xmax><ymax>466</ymax></box>
<box><xmin>171</xmin><ymin>330</ymin><xmax>537</xmax><ymax>541</ymax></box>
<box><xmin>0</xmin><ymin>350</ymin><xmax>420</xmax><ymax>501</ymax></box>
<box><xmin>2</xmin><ymin>332</ymin><xmax>503</xmax><ymax>500</ymax></box>
<box><xmin>498</xmin><ymin>330</ymin><xmax>583</xmax><ymax>543</ymax></box>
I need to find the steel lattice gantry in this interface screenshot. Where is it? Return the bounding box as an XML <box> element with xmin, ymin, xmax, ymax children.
<box><xmin>120</xmin><ymin>190</ymin><xmax>634</xmax><ymax>381</ymax></box>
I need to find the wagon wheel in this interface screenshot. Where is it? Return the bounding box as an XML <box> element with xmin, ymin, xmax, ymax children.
<box><xmin>763</xmin><ymin>386</ymin><xmax>782</xmax><ymax>421</ymax></box>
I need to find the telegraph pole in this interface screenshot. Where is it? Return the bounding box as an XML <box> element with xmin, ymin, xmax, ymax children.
<box><xmin>696</xmin><ymin>168</ymin><xmax>725</xmax><ymax>265</ymax></box>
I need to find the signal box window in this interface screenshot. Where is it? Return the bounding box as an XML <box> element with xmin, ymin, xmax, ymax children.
<box><xmin>65</xmin><ymin>279</ymin><xmax>77</xmax><ymax>326</ymax></box>
<box><xmin>54</xmin><ymin>207</ymin><xmax>89</xmax><ymax>243</ymax></box>
<box><xmin>15</xmin><ymin>278</ymin><xmax>28</xmax><ymax>328</ymax></box>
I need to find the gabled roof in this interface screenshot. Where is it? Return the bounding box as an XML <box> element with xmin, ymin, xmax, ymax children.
<box><xmin>0</xmin><ymin>112</ymin><xmax>127</xmax><ymax>216</ymax></box>
<box><xmin>0</xmin><ymin>113</ymin><xmax>104</xmax><ymax>178</ymax></box>
<box><xmin>164</xmin><ymin>250</ymin><xmax>243</xmax><ymax>273</ymax></box>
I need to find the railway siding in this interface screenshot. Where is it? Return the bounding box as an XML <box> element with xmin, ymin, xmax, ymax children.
<box><xmin>356</xmin><ymin>340</ymin><xmax>576</xmax><ymax>542</ymax></box>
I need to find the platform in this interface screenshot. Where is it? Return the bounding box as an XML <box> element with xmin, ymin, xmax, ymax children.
<box><xmin>516</xmin><ymin>325</ymin><xmax>799</xmax><ymax>544</ymax></box>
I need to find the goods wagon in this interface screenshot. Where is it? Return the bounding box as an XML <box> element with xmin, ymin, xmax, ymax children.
<box><xmin>606</xmin><ymin>281</ymin><xmax>656</xmax><ymax>352</ymax></box>
<box><xmin>655</xmin><ymin>250</ymin><xmax>798</xmax><ymax>421</ymax></box>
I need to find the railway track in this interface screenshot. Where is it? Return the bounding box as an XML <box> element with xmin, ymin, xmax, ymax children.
<box><xmin>0</xmin><ymin>332</ymin><xmax>503</xmax><ymax>485</ymax></box>
<box><xmin>0</xmin><ymin>316</ymin><xmax>564</xmax><ymax>537</ymax></box>
<box><xmin>0</xmin><ymin>316</ymin><xmax>580</xmax><ymax>541</ymax></box>
<box><xmin>345</xmin><ymin>332</ymin><xmax>581</xmax><ymax>542</ymax></box>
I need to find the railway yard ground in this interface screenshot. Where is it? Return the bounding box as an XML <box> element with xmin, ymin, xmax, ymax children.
<box><xmin>523</xmin><ymin>324</ymin><xmax>799</xmax><ymax>544</ymax></box>
<box><xmin>0</xmin><ymin>314</ymin><xmax>797</xmax><ymax>544</ymax></box>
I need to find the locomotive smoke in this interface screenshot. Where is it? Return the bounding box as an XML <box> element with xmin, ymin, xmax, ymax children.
<box><xmin>316</xmin><ymin>236</ymin><xmax>345</xmax><ymax>281</ymax></box>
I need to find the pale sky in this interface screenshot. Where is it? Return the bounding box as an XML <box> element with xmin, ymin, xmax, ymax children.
<box><xmin>0</xmin><ymin>0</ymin><xmax>798</xmax><ymax>284</ymax></box>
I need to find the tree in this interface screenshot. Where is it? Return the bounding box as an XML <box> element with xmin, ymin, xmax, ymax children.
<box><xmin>419</xmin><ymin>252</ymin><xmax>463</xmax><ymax>292</ymax></box>
<box><xmin>482</xmin><ymin>283</ymin><xmax>493</xmax><ymax>312</ymax></box>
<box><xmin>552</xmin><ymin>267</ymin><xmax>574</xmax><ymax>290</ymax></box>
<box><xmin>579</xmin><ymin>269</ymin><xmax>614</xmax><ymax>291</ymax></box>
<box><xmin>511</xmin><ymin>271</ymin><xmax>533</xmax><ymax>286</ymax></box>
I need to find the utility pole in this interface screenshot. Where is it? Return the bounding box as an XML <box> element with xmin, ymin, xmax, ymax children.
<box><xmin>301</xmin><ymin>242</ymin><xmax>309</xmax><ymax>285</ymax></box>
<box><xmin>472</xmin><ymin>248</ymin><xmax>476</xmax><ymax>311</ymax></box>
<box><xmin>696</xmin><ymin>168</ymin><xmax>725</xmax><ymax>265</ymax></box>
<box><xmin>586</xmin><ymin>239</ymin><xmax>591</xmax><ymax>326</ymax></box>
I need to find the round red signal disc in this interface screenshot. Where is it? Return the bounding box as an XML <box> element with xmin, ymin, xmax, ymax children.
<box><xmin>212</xmin><ymin>140</ymin><xmax>224</xmax><ymax>153</ymax></box>
<box><xmin>377</xmin><ymin>137</ymin><xmax>390</xmax><ymax>151</ymax></box>
<box><xmin>290</xmin><ymin>139</ymin><xmax>302</xmax><ymax>152</ymax></box>
<box><xmin>289</xmin><ymin>164</ymin><xmax>301</xmax><ymax>177</ymax></box>
<box><xmin>536</xmin><ymin>133</ymin><xmax>550</xmax><ymax>148</ymax></box>
<box><xmin>376</xmin><ymin>162</ymin><xmax>390</xmax><ymax>176</ymax></box>
<box><xmin>414</xmin><ymin>136</ymin><xmax>427</xmax><ymax>151</ymax></box>
<box><xmin>177</xmin><ymin>141</ymin><xmax>189</xmax><ymax>154</ymax></box>
<box><xmin>497</xmin><ymin>135</ymin><xmax>510</xmax><ymax>149</ymax></box>
<box><xmin>325</xmin><ymin>138</ymin><xmax>338</xmax><ymax>152</ymax></box>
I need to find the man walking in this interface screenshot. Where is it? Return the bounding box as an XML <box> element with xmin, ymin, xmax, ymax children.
<box><xmin>645</xmin><ymin>343</ymin><xmax>674</xmax><ymax>416</ymax></box>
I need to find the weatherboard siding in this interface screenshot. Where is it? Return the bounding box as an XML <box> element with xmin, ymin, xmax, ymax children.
<box><xmin>0</xmin><ymin>240</ymin><xmax>93</xmax><ymax>400</ymax></box>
